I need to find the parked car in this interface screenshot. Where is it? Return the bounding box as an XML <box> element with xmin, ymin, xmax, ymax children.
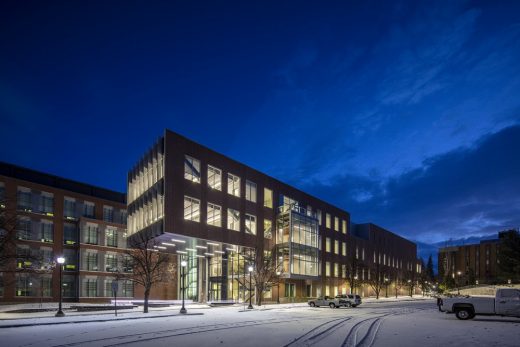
<box><xmin>335</xmin><ymin>294</ymin><xmax>362</xmax><ymax>307</ymax></box>
<box><xmin>308</xmin><ymin>296</ymin><xmax>340</xmax><ymax>308</ymax></box>
<box><xmin>439</xmin><ymin>288</ymin><xmax>520</xmax><ymax>320</ymax></box>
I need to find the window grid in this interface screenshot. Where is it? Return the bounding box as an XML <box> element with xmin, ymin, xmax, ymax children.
<box><xmin>227</xmin><ymin>173</ymin><xmax>240</xmax><ymax>197</ymax></box>
<box><xmin>183</xmin><ymin>196</ymin><xmax>200</xmax><ymax>222</ymax></box>
<box><xmin>207</xmin><ymin>202</ymin><xmax>222</xmax><ymax>227</ymax></box>
<box><xmin>207</xmin><ymin>165</ymin><xmax>222</xmax><ymax>190</ymax></box>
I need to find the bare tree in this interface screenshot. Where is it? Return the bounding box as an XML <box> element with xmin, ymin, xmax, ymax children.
<box><xmin>407</xmin><ymin>269</ymin><xmax>418</xmax><ymax>297</ymax></box>
<box><xmin>252</xmin><ymin>252</ymin><xmax>284</xmax><ymax>306</ymax></box>
<box><xmin>366</xmin><ymin>262</ymin><xmax>386</xmax><ymax>299</ymax></box>
<box><xmin>345</xmin><ymin>253</ymin><xmax>360</xmax><ymax>294</ymax></box>
<box><xmin>117</xmin><ymin>232</ymin><xmax>174</xmax><ymax>313</ymax></box>
<box><xmin>0</xmin><ymin>194</ymin><xmax>44</xmax><ymax>287</ymax></box>
<box><xmin>393</xmin><ymin>269</ymin><xmax>405</xmax><ymax>298</ymax></box>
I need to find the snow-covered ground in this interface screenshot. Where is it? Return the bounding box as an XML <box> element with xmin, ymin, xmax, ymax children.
<box><xmin>0</xmin><ymin>298</ymin><xmax>518</xmax><ymax>346</ymax></box>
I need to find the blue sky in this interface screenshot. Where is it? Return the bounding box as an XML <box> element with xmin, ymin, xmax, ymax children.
<box><xmin>1</xmin><ymin>1</ymin><xmax>519</xmax><ymax>251</ymax></box>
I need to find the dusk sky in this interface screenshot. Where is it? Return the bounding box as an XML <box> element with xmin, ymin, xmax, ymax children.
<box><xmin>1</xmin><ymin>1</ymin><xmax>519</xmax><ymax>253</ymax></box>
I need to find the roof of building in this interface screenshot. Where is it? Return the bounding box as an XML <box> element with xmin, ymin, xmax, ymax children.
<box><xmin>0</xmin><ymin>161</ymin><xmax>126</xmax><ymax>204</ymax></box>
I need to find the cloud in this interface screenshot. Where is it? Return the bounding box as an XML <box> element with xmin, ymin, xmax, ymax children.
<box><xmin>302</xmin><ymin>124</ymin><xmax>520</xmax><ymax>244</ymax></box>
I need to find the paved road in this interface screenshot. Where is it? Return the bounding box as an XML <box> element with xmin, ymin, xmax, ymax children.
<box><xmin>0</xmin><ymin>300</ymin><xmax>440</xmax><ymax>347</ymax></box>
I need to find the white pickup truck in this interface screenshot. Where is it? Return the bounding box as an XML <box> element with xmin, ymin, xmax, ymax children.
<box><xmin>440</xmin><ymin>288</ymin><xmax>520</xmax><ymax>320</ymax></box>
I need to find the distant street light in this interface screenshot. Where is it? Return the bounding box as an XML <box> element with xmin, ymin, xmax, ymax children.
<box><xmin>180</xmin><ymin>260</ymin><xmax>187</xmax><ymax>314</ymax></box>
<box><xmin>456</xmin><ymin>271</ymin><xmax>462</xmax><ymax>295</ymax></box>
<box><xmin>248</xmin><ymin>265</ymin><xmax>254</xmax><ymax>309</ymax></box>
<box><xmin>55</xmin><ymin>257</ymin><xmax>65</xmax><ymax>317</ymax></box>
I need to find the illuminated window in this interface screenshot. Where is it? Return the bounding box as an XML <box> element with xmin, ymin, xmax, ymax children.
<box><xmin>342</xmin><ymin>242</ymin><xmax>346</xmax><ymax>256</ymax></box>
<box><xmin>183</xmin><ymin>196</ymin><xmax>200</xmax><ymax>222</ymax></box>
<box><xmin>342</xmin><ymin>265</ymin><xmax>346</xmax><ymax>278</ymax></box>
<box><xmin>207</xmin><ymin>165</ymin><xmax>222</xmax><ymax>190</ymax></box>
<box><xmin>227</xmin><ymin>173</ymin><xmax>240</xmax><ymax>197</ymax></box>
<box><xmin>326</xmin><ymin>237</ymin><xmax>331</xmax><ymax>252</ymax></box>
<box><xmin>317</xmin><ymin>210</ymin><xmax>322</xmax><ymax>225</ymax></box>
<box><xmin>245</xmin><ymin>214</ymin><xmax>256</xmax><ymax>235</ymax></box>
<box><xmin>207</xmin><ymin>202</ymin><xmax>222</xmax><ymax>227</ymax></box>
<box><xmin>326</xmin><ymin>213</ymin><xmax>331</xmax><ymax>229</ymax></box>
<box><xmin>342</xmin><ymin>220</ymin><xmax>347</xmax><ymax>234</ymax></box>
<box><xmin>334</xmin><ymin>217</ymin><xmax>339</xmax><ymax>231</ymax></box>
<box><xmin>334</xmin><ymin>240</ymin><xmax>339</xmax><ymax>254</ymax></box>
<box><xmin>334</xmin><ymin>263</ymin><xmax>339</xmax><ymax>277</ymax></box>
<box><xmin>184</xmin><ymin>155</ymin><xmax>201</xmax><ymax>183</ymax></box>
<box><xmin>245</xmin><ymin>180</ymin><xmax>257</xmax><ymax>203</ymax></box>
<box><xmin>263</xmin><ymin>188</ymin><xmax>273</xmax><ymax>208</ymax></box>
<box><xmin>85</xmin><ymin>252</ymin><xmax>98</xmax><ymax>271</ymax></box>
<box><xmin>325</xmin><ymin>262</ymin><xmax>331</xmax><ymax>277</ymax></box>
<box><xmin>84</xmin><ymin>278</ymin><xmax>98</xmax><ymax>297</ymax></box>
<box><xmin>227</xmin><ymin>208</ymin><xmax>240</xmax><ymax>231</ymax></box>
<box><xmin>264</xmin><ymin>219</ymin><xmax>272</xmax><ymax>239</ymax></box>
<box><xmin>105</xmin><ymin>254</ymin><xmax>118</xmax><ymax>272</ymax></box>
<box><xmin>106</xmin><ymin>228</ymin><xmax>118</xmax><ymax>247</ymax></box>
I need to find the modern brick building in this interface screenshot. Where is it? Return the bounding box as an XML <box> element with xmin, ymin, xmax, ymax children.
<box><xmin>0</xmin><ymin>162</ymin><xmax>130</xmax><ymax>303</ymax></box>
<box><xmin>127</xmin><ymin>130</ymin><xmax>421</xmax><ymax>302</ymax></box>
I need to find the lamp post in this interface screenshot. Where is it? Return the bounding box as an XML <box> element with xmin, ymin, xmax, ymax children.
<box><xmin>180</xmin><ymin>260</ymin><xmax>187</xmax><ymax>314</ymax></box>
<box><xmin>456</xmin><ymin>271</ymin><xmax>462</xmax><ymax>295</ymax></box>
<box><xmin>276</xmin><ymin>271</ymin><xmax>281</xmax><ymax>304</ymax></box>
<box><xmin>55</xmin><ymin>256</ymin><xmax>65</xmax><ymax>317</ymax></box>
<box><xmin>407</xmin><ymin>279</ymin><xmax>412</xmax><ymax>297</ymax></box>
<box><xmin>384</xmin><ymin>278</ymin><xmax>389</xmax><ymax>298</ymax></box>
<box><xmin>248</xmin><ymin>265</ymin><xmax>253</xmax><ymax>309</ymax></box>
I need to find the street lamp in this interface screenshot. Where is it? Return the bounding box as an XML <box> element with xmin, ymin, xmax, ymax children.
<box><xmin>407</xmin><ymin>279</ymin><xmax>412</xmax><ymax>297</ymax></box>
<box><xmin>353</xmin><ymin>275</ymin><xmax>358</xmax><ymax>294</ymax></box>
<box><xmin>55</xmin><ymin>256</ymin><xmax>65</xmax><ymax>317</ymax></box>
<box><xmin>456</xmin><ymin>271</ymin><xmax>462</xmax><ymax>295</ymax></box>
<box><xmin>248</xmin><ymin>265</ymin><xmax>254</xmax><ymax>309</ymax></box>
<box><xmin>384</xmin><ymin>278</ymin><xmax>389</xmax><ymax>298</ymax></box>
<box><xmin>180</xmin><ymin>260</ymin><xmax>187</xmax><ymax>314</ymax></box>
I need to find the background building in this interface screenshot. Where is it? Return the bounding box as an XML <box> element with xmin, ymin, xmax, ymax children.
<box><xmin>0</xmin><ymin>162</ymin><xmax>130</xmax><ymax>303</ymax></box>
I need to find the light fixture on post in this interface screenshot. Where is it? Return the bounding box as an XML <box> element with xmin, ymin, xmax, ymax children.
<box><xmin>55</xmin><ymin>256</ymin><xmax>65</xmax><ymax>317</ymax></box>
<box><xmin>456</xmin><ymin>271</ymin><xmax>462</xmax><ymax>295</ymax></box>
<box><xmin>248</xmin><ymin>265</ymin><xmax>254</xmax><ymax>309</ymax></box>
<box><xmin>180</xmin><ymin>259</ymin><xmax>187</xmax><ymax>314</ymax></box>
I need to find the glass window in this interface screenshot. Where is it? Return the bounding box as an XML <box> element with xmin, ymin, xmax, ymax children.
<box><xmin>326</xmin><ymin>237</ymin><xmax>331</xmax><ymax>253</ymax></box>
<box><xmin>84</xmin><ymin>201</ymin><xmax>95</xmax><ymax>218</ymax></box>
<box><xmin>317</xmin><ymin>209</ymin><xmax>322</xmax><ymax>225</ymax></box>
<box><xmin>85</xmin><ymin>224</ymin><xmax>99</xmax><ymax>244</ymax></box>
<box><xmin>17</xmin><ymin>187</ymin><xmax>32</xmax><ymax>211</ymax></box>
<box><xmin>64</xmin><ymin>197</ymin><xmax>76</xmax><ymax>219</ymax></box>
<box><xmin>84</xmin><ymin>278</ymin><xmax>98</xmax><ymax>297</ymax></box>
<box><xmin>64</xmin><ymin>223</ymin><xmax>78</xmax><ymax>245</ymax></box>
<box><xmin>264</xmin><ymin>219</ymin><xmax>272</xmax><ymax>239</ymax></box>
<box><xmin>325</xmin><ymin>262</ymin><xmax>331</xmax><ymax>277</ymax></box>
<box><xmin>183</xmin><ymin>196</ymin><xmax>200</xmax><ymax>222</ymax></box>
<box><xmin>334</xmin><ymin>217</ymin><xmax>339</xmax><ymax>231</ymax></box>
<box><xmin>342</xmin><ymin>220</ymin><xmax>347</xmax><ymax>234</ymax></box>
<box><xmin>106</xmin><ymin>228</ymin><xmax>118</xmax><ymax>247</ymax></box>
<box><xmin>40</xmin><ymin>193</ymin><xmax>54</xmax><ymax>215</ymax></box>
<box><xmin>40</xmin><ymin>221</ymin><xmax>53</xmax><ymax>243</ymax></box>
<box><xmin>86</xmin><ymin>252</ymin><xmax>98</xmax><ymax>271</ymax></box>
<box><xmin>0</xmin><ymin>182</ymin><xmax>5</xmax><ymax>208</ymax></box>
<box><xmin>326</xmin><ymin>213</ymin><xmax>331</xmax><ymax>229</ymax></box>
<box><xmin>227</xmin><ymin>208</ymin><xmax>240</xmax><ymax>231</ymax></box>
<box><xmin>334</xmin><ymin>240</ymin><xmax>339</xmax><ymax>254</ymax></box>
<box><xmin>207</xmin><ymin>165</ymin><xmax>222</xmax><ymax>190</ymax></box>
<box><xmin>227</xmin><ymin>173</ymin><xmax>240</xmax><ymax>197</ymax></box>
<box><xmin>245</xmin><ymin>214</ymin><xmax>256</xmax><ymax>235</ymax></box>
<box><xmin>342</xmin><ymin>242</ymin><xmax>346</xmax><ymax>256</ymax></box>
<box><xmin>105</xmin><ymin>254</ymin><xmax>118</xmax><ymax>272</ymax></box>
<box><xmin>103</xmin><ymin>206</ymin><xmax>114</xmax><ymax>222</ymax></box>
<box><xmin>16</xmin><ymin>217</ymin><xmax>32</xmax><ymax>240</ymax></box>
<box><xmin>122</xmin><ymin>280</ymin><xmax>134</xmax><ymax>297</ymax></box>
<box><xmin>207</xmin><ymin>202</ymin><xmax>222</xmax><ymax>227</ymax></box>
<box><xmin>184</xmin><ymin>155</ymin><xmax>201</xmax><ymax>183</ymax></box>
<box><xmin>334</xmin><ymin>263</ymin><xmax>339</xmax><ymax>277</ymax></box>
<box><xmin>245</xmin><ymin>181</ymin><xmax>257</xmax><ymax>202</ymax></box>
<box><xmin>264</xmin><ymin>188</ymin><xmax>273</xmax><ymax>208</ymax></box>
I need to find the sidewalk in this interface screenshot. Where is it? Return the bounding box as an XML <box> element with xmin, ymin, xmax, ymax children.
<box><xmin>0</xmin><ymin>304</ymin><xmax>209</xmax><ymax>328</ymax></box>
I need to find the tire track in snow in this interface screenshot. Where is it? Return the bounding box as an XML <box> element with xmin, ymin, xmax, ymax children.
<box><xmin>283</xmin><ymin>316</ymin><xmax>352</xmax><ymax>347</ymax></box>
